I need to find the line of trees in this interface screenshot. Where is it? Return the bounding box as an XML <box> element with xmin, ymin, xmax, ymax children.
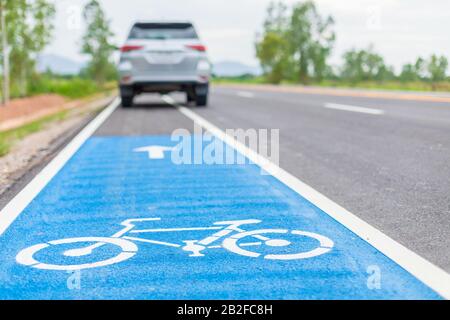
<box><xmin>256</xmin><ymin>1</ymin><xmax>449</xmax><ymax>87</ymax></box>
<box><xmin>0</xmin><ymin>0</ymin><xmax>116</xmax><ymax>105</ymax></box>
<box><xmin>0</xmin><ymin>0</ymin><xmax>55</xmax><ymax>103</ymax></box>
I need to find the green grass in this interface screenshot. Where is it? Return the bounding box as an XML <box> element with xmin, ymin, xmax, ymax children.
<box><xmin>27</xmin><ymin>77</ymin><xmax>101</xmax><ymax>99</ymax></box>
<box><xmin>212</xmin><ymin>76</ymin><xmax>266</xmax><ymax>85</ymax></box>
<box><xmin>0</xmin><ymin>110</ymin><xmax>68</xmax><ymax>157</ymax></box>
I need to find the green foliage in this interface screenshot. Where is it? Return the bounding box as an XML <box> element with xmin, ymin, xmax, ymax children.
<box><xmin>27</xmin><ymin>76</ymin><xmax>99</xmax><ymax>99</ymax></box>
<box><xmin>2</xmin><ymin>0</ymin><xmax>56</xmax><ymax>96</ymax></box>
<box><xmin>0</xmin><ymin>140</ymin><xmax>9</xmax><ymax>156</ymax></box>
<box><xmin>341</xmin><ymin>46</ymin><xmax>395</xmax><ymax>83</ymax></box>
<box><xmin>287</xmin><ymin>1</ymin><xmax>335</xmax><ymax>82</ymax></box>
<box><xmin>212</xmin><ymin>75</ymin><xmax>265</xmax><ymax>84</ymax></box>
<box><xmin>255</xmin><ymin>2</ymin><xmax>449</xmax><ymax>90</ymax></box>
<box><xmin>399</xmin><ymin>55</ymin><xmax>448</xmax><ymax>86</ymax></box>
<box><xmin>256</xmin><ymin>31</ymin><xmax>290</xmax><ymax>84</ymax></box>
<box><xmin>256</xmin><ymin>1</ymin><xmax>335</xmax><ymax>84</ymax></box>
<box><xmin>427</xmin><ymin>55</ymin><xmax>448</xmax><ymax>83</ymax></box>
<box><xmin>400</xmin><ymin>57</ymin><xmax>427</xmax><ymax>82</ymax></box>
<box><xmin>400</xmin><ymin>64</ymin><xmax>420</xmax><ymax>82</ymax></box>
<box><xmin>255</xmin><ymin>2</ymin><xmax>290</xmax><ymax>84</ymax></box>
<box><xmin>81</xmin><ymin>0</ymin><xmax>117</xmax><ymax>85</ymax></box>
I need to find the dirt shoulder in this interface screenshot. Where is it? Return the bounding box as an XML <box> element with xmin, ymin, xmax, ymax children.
<box><xmin>0</xmin><ymin>94</ymin><xmax>115</xmax><ymax>199</ymax></box>
<box><xmin>0</xmin><ymin>93</ymin><xmax>116</xmax><ymax>131</ymax></box>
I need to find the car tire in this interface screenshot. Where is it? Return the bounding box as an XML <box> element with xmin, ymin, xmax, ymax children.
<box><xmin>121</xmin><ymin>96</ymin><xmax>134</xmax><ymax>108</ymax></box>
<box><xmin>194</xmin><ymin>84</ymin><xmax>209</xmax><ymax>107</ymax></box>
<box><xmin>196</xmin><ymin>94</ymin><xmax>208</xmax><ymax>107</ymax></box>
<box><xmin>186</xmin><ymin>91</ymin><xmax>196</xmax><ymax>104</ymax></box>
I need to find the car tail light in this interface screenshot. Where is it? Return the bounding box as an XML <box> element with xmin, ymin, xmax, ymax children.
<box><xmin>186</xmin><ymin>44</ymin><xmax>207</xmax><ymax>52</ymax></box>
<box><xmin>199</xmin><ymin>75</ymin><xmax>209</xmax><ymax>82</ymax></box>
<box><xmin>121</xmin><ymin>75</ymin><xmax>132</xmax><ymax>84</ymax></box>
<box><xmin>120</xmin><ymin>45</ymin><xmax>144</xmax><ymax>53</ymax></box>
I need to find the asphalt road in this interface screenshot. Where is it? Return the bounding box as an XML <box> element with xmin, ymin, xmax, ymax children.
<box><xmin>96</xmin><ymin>87</ymin><xmax>450</xmax><ymax>272</ymax></box>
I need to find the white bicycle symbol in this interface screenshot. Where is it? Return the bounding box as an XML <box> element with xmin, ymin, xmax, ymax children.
<box><xmin>16</xmin><ymin>218</ymin><xmax>334</xmax><ymax>271</ymax></box>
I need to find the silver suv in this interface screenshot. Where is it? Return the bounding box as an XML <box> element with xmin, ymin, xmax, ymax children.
<box><xmin>118</xmin><ymin>22</ymin><xmax>211</xmax><ymax>107</ymax></box>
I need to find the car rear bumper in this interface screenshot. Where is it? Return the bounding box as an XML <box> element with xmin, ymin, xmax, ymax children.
<box><xmin>120</xmin><ymin>81</ymin><xmax>209</xmax><ymax>96</ymax></box>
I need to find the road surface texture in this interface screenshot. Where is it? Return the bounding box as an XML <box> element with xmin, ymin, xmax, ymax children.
<box><xmin>0</xmin><ymin>87</ymin><xmax>449</xmax><ymax>299</ymax></box>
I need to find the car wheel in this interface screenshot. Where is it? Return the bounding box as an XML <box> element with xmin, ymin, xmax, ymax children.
<box><xmin>121</xmin><ymin>96</ymin><xmax>134</xmax><ymax>108</ymax></box>
<box><xmin>186</xmin><ymin>91</ymin><xmax>196</xmax><ymax>104</ymax></box>
<box><xmin>196</xmin><ymin>94</ymin><xmax>208</xmax><ymax>107</ymax></box>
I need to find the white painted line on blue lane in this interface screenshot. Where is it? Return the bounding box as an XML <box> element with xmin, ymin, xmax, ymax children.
<box><xmin>324</xmin><ymin>103</ymin><xmax>385</xmax><ymax>115</ymax></box>
<box><xmin>0</xmin><ymin>97</ymin><xmax>120</xmax><ymax>236</ymax></box>
<box><xmin>162</xmin><ymin>95</ymin><xmax>450</xmax><ymax>299</ymax></box>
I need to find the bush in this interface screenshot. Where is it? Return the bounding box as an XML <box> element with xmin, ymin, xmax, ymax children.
<box><xmin>28</xmin><ymin>76</ymin><xmax>100</xmax><ymax>99</ymax></box>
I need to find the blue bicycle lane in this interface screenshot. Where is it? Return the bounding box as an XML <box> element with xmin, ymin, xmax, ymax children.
<box><xmin>0</xmin><ymin>135</ymin><xmax>442</xmax><ymax>299</ymax></box>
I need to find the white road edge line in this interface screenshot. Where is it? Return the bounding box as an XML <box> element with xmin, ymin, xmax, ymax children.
<box><xmin>162</xmin><ymin>95</ymin><xmax>450</xmax><ymax>299</ymax></box>
<box><xmin>0</xmin><ymin>97</ymin><xmax>120</xmax><ymax>236</ymax></box>
<box><xmin>325</xmin><ymin>103</ymin><xmax>385</xmax><ymax>115</ymax></box>
<box><xmin>236</xmin><ymin>91</ymin><xmax>255</xmax><ymax>99</ymax></box>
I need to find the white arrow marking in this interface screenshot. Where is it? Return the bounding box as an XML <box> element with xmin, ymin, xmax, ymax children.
<box><xmin>133</xmin><ymin>146</ymin><xmax>175</xmax><ymax>159</ymax></box>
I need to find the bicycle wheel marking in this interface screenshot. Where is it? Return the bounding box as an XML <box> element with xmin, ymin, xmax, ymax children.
<box><xmin>222</xmin><ymin>229</ymin><xmax>334</xmax><ymax>260</ymax></box>
<box><xmin>16</xmin><ymin>237</ymin><xmax>138</xmax><ymax>271</ymax></box>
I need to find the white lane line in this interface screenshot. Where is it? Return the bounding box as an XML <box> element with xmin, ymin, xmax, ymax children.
<box><xmin>162</xmin><ymin>95</ymin><xmax>450</xmax><ymax>299</ymax></box>
<box><xmin>325</xmin><ymin>103</ymin><xmax>385</xmax><ymax>115</ymax></box>
<box><xmin>0</xmin><ymin>97</ymin><xmax>120</xmax><ymax>236</ymax></box>
<box><xmin>236</xmin><ymin>91</ymin><xmax>255</xmax><ymax>99</ymax></box>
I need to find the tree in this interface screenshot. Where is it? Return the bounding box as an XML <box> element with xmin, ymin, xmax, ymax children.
<box><xmin>399</xmin><ymin>57</ymin><xmax>425</xmax><ymax>82</ymax></box>
<box><xmin>256</xmin><ymin>32</ymin><xmax>289</xmax><ymax>84</ymax></box>
<box><xmin>399</xmin><ymin>64</ymin><xmax>418</xmax><ymax>82</ymax></box>
<box><xmin>341</xmin><ymin>46</ymin><xmax>394</xmax><ymax>83</ymax></box>
<box><xmin>287</xmin><ymin>1</ymin><xmax>335</xmax><ymax>83</ymax></box>
<box><xmin>81</xmin><ymin>0</ymin><xmax>116</xmax><ymax>86</ymax></box>
<box><xmin>263</xmin><ymin>1</ymin><xmax>289</xmax><ymax>33</ymax></box>
<box><xmin>256</xmin><ymin>2</ymin><xmax>290</xmax><ymax>84</ymax></box>
<box><xmin>427</xmin><ymin>54</ymin><xmax>448</xmax><ymax>83</ymax></box>
<box><xmin>0</xmin><ymin>0</ymin><xmax>10</xmax><ymax>104</ymax></box>
<box><xmin>255</xmin><ymin>1</ymin><xmax>335</xmax><ymax>84</ymax></box>
<box><xmin>0</xmin><ymin>0</ymin><xmax>55</xmax><ymax>100</ymax></box>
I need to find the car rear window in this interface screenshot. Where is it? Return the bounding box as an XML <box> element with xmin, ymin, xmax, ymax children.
<box><xmin>129</xmin><ymin>23</ymin><xmax>198</xmax><ymax>40</ymax></box>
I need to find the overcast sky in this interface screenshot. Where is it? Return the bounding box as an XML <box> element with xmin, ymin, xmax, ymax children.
<box><xmin>47</xmin><ymin>0</ymin><xmax>450</xmax><ymax>71</ymax></box>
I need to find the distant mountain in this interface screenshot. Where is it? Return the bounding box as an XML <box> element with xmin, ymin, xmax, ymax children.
<box><xmin>37</xmin><ymin>54</ymin><xmax>85</xmax><ymax>75</ymax></box>
<box><xmin>213</xmin><ymin>61</ymin><xmax>262</xmax><ymax>77</ymax></box>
